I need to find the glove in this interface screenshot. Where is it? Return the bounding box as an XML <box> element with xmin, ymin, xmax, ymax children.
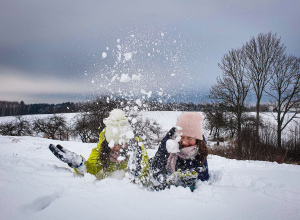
<box><xmin>150</xmin><ymin>172</ymin><xmax>168</xmax><ymax>191</ymax></box>
<box><xmin>166</xmin><ymin>169</ymin><xmax>198</xmax><ymax>188</ymax></box>
<box><xmin>49</xmin><ymin>144</ymin><xmax>83</xmax><ymax>168</ymax></box>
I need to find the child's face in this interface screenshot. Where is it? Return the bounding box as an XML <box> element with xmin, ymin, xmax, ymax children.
<box><xmin>109</xmin><ymin>144</ymin><xmax>128</xmax><ymax>162</ymax></box>
<box><xmin>111</xmin><ymin>144</ymin><xmax>125</xmax><ymax>153</ymax></box>
<box><xmin>179</xmin><ymin>136</ymin><xmax>197</xmax><ymax>147</ymax></box>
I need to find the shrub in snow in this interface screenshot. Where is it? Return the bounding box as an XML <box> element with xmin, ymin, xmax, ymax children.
<box><xmin>33</xmin><ymin>115</ymin><xmax>68</xmax><ymax>140</ymax></box>
<box><xmin>73</xmin><ymin>96</ymin><xmax>117</xmax><ymax>143</ymax></box>
<box><xmin>0</xmin><ymin>116</ymin><xmax>32</xmax><ymax>136</ymax></box>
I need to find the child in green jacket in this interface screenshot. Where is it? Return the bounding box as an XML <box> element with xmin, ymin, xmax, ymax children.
<box><xmin>49</xmin><ymin>109</ymin><xmax>149</xmax><ymax>185</ymax></box>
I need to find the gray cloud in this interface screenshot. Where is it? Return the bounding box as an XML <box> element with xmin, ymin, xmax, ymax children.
<box><xmin>0</xmin><ymin>0</ymin><xmax>299</xmax><ymax>103</ymax></box>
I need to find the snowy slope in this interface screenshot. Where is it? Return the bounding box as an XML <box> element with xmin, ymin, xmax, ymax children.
<box><xmin>0</xmin><ymin>111</ymin><xmax>300</xmax><ymax>220</ymax></box>
<box><xmin>1</xmin><ymin>136</ymin><xmax>300</xmax><ymax>220</ymax></box>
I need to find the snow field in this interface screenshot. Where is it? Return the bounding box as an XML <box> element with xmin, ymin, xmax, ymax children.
<box><xmin>0</xmin><ymin>111</ymin><xmax>300</xmax><ymax>220</ymax></box>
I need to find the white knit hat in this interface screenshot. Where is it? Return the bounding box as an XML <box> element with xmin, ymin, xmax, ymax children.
<box><xmin>104</xmin><ymin>109</ymin><xmax>134</xmax><ymax>147</ymax></box>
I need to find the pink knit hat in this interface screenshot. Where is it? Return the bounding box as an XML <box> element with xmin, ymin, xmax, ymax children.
<box><xmin>176</xmin><ymin>112</ymin><xmax>203</xmax><ymax>140</ymax></box>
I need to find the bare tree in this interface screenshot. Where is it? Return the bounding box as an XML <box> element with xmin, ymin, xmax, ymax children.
<box><xmin>266</xmin><ymin>55</ymin><xmax>300</xmax><ymax>147</ymax></box>
<box><xmin>210</xmin><ymin>48</ymin><xmax>251</xmax><ymax>158</ymax></box>
<box><xmin>73</xmin><ymin>113</ymin><xmax>96</xmax><ymax>143</ymax></box>
<box><xmin>203</xmin><ymin>103</ymin><xmax>228</xmax><ymax>144</ymax></box>
<box><xmin>13</xmin><ymin>116</ymin><xmax>32</xmax><ymax>136</ymax></box>
<box><xmin>73</xmin><ymin>96</ymin><xmax>116</xmax><ymax>143</ymax></box>
<box><xmin>244</xmin><ymin>32</ymin><xmax>285</xmax><ymax>140</ymax></box>
<box><xmin>0</xmin><ymin>121</ymin><xmax>16</xmax><ymax>136</ymax></box>
<box><xmin>33</xmin><ymin>115</ymin><xmax>67</xmax><ymax>139</ymax></box>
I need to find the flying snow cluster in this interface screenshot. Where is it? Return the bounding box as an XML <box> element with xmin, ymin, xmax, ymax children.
<box><xmin>84</xmin><ymin>30</ymin><xmax>192</xmax><ymax>107</ymax></box>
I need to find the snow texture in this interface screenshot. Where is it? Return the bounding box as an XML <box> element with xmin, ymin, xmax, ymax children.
<box><xmin>0</xmin><ymin>111</ymin><xmax>300</xmax><ymax>220</ymax></box>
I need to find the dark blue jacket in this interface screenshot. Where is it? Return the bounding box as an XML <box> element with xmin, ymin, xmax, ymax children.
<box><xmin>150</xmin><ymin>127</ymin><xmax>209</xmax><ymax>183</ymax></box>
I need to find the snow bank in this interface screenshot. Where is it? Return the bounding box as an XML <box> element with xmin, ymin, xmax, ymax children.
<box><xmin>1</xmin><ymin>111</ymin><xmax>300</xmax><ymax>220</ymax></box>
<box><xmin>1</xmin><ymin>135</ymin><xmax>300</xmax><ymax>220</ymax></box>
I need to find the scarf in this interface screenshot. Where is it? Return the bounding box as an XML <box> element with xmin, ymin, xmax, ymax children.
<box><xmin>166</xmin><ymin>145</ymin><xmax>198</xmax><ymax>173</ymax></box>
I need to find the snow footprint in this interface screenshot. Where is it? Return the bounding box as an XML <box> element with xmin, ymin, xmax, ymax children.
<box><xmin>20</xmin><ymin>192</ymin><xmax>60</xmax><ymax>214</ymax></box>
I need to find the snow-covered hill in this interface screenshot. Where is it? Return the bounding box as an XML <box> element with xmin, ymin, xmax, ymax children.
<box><xmin>0</xmin><ymin>111</ymin><xmax>300</xmax><ymax>220</ymax></box>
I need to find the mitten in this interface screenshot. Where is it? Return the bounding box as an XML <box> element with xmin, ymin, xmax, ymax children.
<box><xmin>151</xmin><ymin>172</ymin><xmax>168</xmax><ymax>191</ymax></box>
<box><xmin>167</xmin><ymin>169</ymin><xmax>198</xmax><ymax>187</ymax></box>
<box><xmin>49</xmin><ymin>144</ymin><xmax>83</xmax><ymax>168</ymax></box>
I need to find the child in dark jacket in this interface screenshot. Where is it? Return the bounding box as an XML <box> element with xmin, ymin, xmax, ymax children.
<box><xmin>150</xmin><ymin>112</ymin><xmax>209</xmax><ymax>191</ymax></box>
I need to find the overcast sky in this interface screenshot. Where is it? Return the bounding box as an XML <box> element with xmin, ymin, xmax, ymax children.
<box><xmin>0</xmin><ymin>0</ymin><xmax>299</xmax><ymax>104</ymax></box>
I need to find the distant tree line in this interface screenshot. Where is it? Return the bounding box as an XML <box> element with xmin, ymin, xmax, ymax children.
<box><xmin>0</xmin><ymin>96</ymin><xmax>164</xmax><ymax>149</ymax></box>
<box><xmin>0</xmin><ymin>99</ymin><xmax>215</xmax><ymax>117</ymax></box>
<box><xmin>0</xmin><ymin>101</ymin><xmax>80</xmax><ymax>116</ymax></box>
<box><xmin>0</xmin><ymin>97</ymin><xmax>274</xmax><ymax>118</ymax></box>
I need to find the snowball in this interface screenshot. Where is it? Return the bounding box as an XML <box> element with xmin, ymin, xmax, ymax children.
<box><xmin>126</xmin><ymin>131</ymin><xmax>134</xmax><ymax>139</ymax></box>
<box><xmin>131</xmin><ymin>118</ymin><xmax>137</xmax><ymax>124</ymax></box>
<box><xmin>166</xmin><ymin>139</ymin><xmax>180</xmax><ymax>153</ymax></box>
<box><xmin>102</xmin><ymin>52</ymin><xmax>107</xmax><ymax>59</ymax></box>
<box><xmin>123</xmin><ymin>52</ymin><xmax>133</xmax><ymax>61</ymax></box>
<box><xmin>166</xmin><ymin>135</ymin><xmax>181</xmax><ymax>153</ymax></box>
<box><xmin>132</xmin><ymin>74</ymin><xmax>141</xmax><ymax>81</ymax></box>
<box><xmin>120</xmin><ymin>74</ymin><xmax>131</xmax><ymax>83</ymax></box>
<box><xmin>135</xmin><ymin>99</ymin><xmax>142</xmax><ymax>106</ymax></box>
<box><xmin>117</xmin><ymin>39</ymin><xmax>120</xmax><ymax>43</ymax></box>
<box><xmin>117</xmin><ymin>156</ymin><xmax>126</xmax><ymax>161</ymax></box>
<box><xmin>141</xmin><ymin>89</ymin><xmax>152</xmax><ymax>98</ymax></box>
<box><xmin>171</xmin><ymin>73</ymin><xmax>176</xmax><ymax>77</ymax></box>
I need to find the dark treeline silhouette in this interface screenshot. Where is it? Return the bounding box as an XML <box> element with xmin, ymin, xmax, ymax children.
<box><xmin>0</xmin><ymin>99</ymin><xmax>214</xmax><ymax>117</ymax></box>
<box><xmin>0</xmin><ymin>98</ymin><xmax>275</xmax><ymax>118</ymax></box>
<box><xmin>0</xmin><ymin>101</ymin><xmax>80</xmax><ymax>116</ymax></box>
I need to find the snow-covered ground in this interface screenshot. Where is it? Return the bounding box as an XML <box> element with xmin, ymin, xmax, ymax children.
<box><xmin>1</xmin><ymin>111</ymin><xmax>300</xmax><ymax>220</ymax></box>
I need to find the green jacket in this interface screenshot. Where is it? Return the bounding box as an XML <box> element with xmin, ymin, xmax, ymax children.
<box><xmin>75</xmin><ymin>129</ymin><xmax>149</xmax><ymax>184</ymax></box>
